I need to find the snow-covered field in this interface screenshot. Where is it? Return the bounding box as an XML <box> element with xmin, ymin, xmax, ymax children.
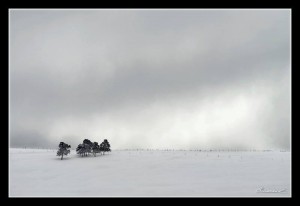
<box><xmin>9</xmin><ymin>148</ymin><xmax>291</xmax><ymax>197</ymax></box>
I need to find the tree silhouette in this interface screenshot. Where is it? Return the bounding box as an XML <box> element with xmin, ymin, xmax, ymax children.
<box><xmin>56</xmin><ymin>142</ymin><xmax>71</xmax><ymax>160</ymax></box>
<box><xmin>100</xmin><ymin>139</ymin><xmax>111</xmax><ymax>155</ymax></box>
<box><xmin>92</xmin><ymin>142</ymin><xmax>100</xmax><ymax>157</ymax></box>
<box><xmin>77</xmin><ymin>139</ymin><xmax>93</xmax><ymax>156</ymax></box>
<box><xmin>76</xmin><ymin>144</ymin><xmax>85</xmax><ymax>156</ymax></box>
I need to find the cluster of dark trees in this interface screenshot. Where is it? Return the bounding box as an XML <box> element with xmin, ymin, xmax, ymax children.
<box><xmin>57</xmin><ymin>139</ymin><xmax>111</xmax><ymax>160</ymax></box>
<box><xmin>56</xmin><ymin>142</ymin><xmax>71</xmax><ymax>160</ymax></box>
<box><xmin>56</xmin><ymin>139</ymin><xmax>111</xmax><ymax>160</ymax></box>
<box><xmin>76</xmin><ymin>139</ymin><xmax>111</xmax><ymax>157</ymax></box>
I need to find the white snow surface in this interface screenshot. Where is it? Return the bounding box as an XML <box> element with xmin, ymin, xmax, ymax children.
<box><xmin>9</xmin><ymin>148</ymin><xmax>291</xmax><ymax>197</ymax></box>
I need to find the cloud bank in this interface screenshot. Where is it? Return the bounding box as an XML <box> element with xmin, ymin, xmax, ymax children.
<box><xmin>9</xmin><ymin>9</ymin><xmax>291</xmax><ymax>149</ymax></box>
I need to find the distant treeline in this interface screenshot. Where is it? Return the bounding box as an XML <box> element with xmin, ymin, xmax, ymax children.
<box><xmin>113</xmin><ymin>148</ymin><xmax>275</xmax><ymax>152</ymax></box>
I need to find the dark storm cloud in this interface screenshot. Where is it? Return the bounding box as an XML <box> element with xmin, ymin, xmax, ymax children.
<box><xmin>9</xmin><ymin>9</ymin><xmax>291</xmax><ymax>149</ymax></box>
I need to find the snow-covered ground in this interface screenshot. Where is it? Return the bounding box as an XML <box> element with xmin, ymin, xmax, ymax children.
<box><xmin>9</xmin><ymin>148</ymin><xmax>291</xmax><ymax>197</ymax></box>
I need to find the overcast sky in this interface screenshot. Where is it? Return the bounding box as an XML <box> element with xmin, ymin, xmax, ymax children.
<box><xmin>9</xmin><ymin>9</ymin><xmax>291</xmax><ymax>150</ymax></box>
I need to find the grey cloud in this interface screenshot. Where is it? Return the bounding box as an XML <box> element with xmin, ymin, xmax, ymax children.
<box><xmin>9</xmin><ymin>9</ymin><xmax>291</xmax><ymax>149</ymax></box>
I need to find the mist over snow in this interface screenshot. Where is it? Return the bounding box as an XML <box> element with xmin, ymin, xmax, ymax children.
<box><xmin>9</xmin><ymin>9</ymin><xmax>291</xmax><ymax>150</ymax></box>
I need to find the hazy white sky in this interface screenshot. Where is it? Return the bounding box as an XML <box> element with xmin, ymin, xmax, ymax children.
<box><xmin>9</xmin><ymin>9</ymin><xmax>291</xmax><ymax>149</ymax></box>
